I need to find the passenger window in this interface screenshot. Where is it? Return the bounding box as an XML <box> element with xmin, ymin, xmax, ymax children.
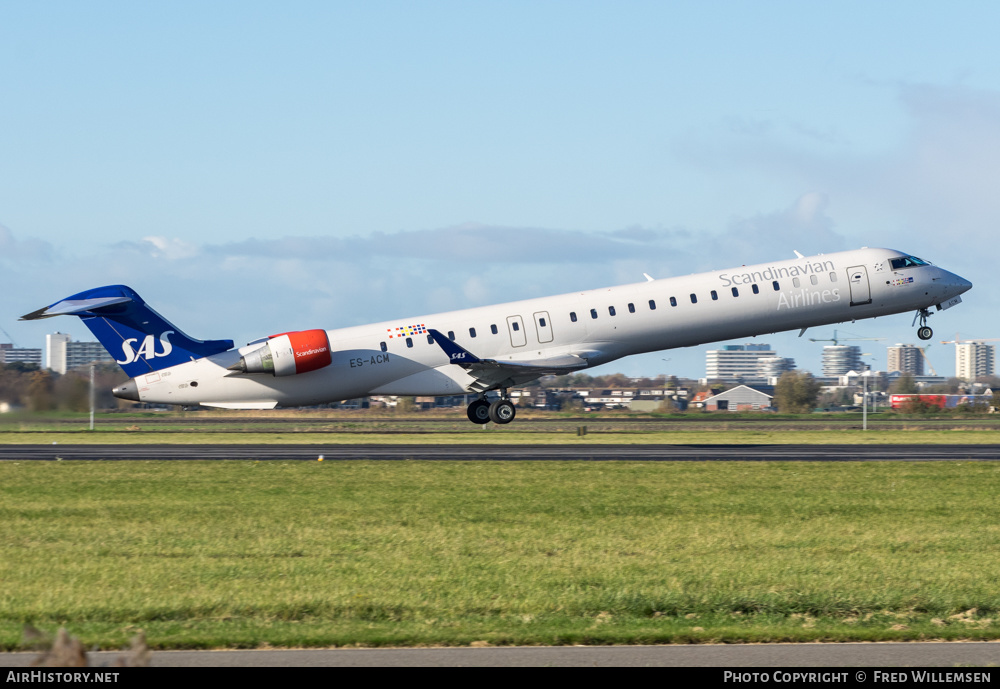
<box><xmin>731</xmin><ymin>287</ymin><xmax>739</xmax><ymax>297</ymax></box>
<box><xmin>512</xmin><ymin>322</ymin><xmax>520</xmax><ymax>331</ymax></box>
<box><xmin>648</xmin><ymin>299</ymin><xmax>656</xmax><ymax>310</ymax></box>
<box><xmin>448</xmin><ymin>331</ymin><xmax>455</xmax><ymax>340</ymax></box>
<box><xmin>427</xmin><ymin>334</ymin><xmax>433</xmax><ymax>344</ymax></box>
<box><xmin>711</xmin><ymin>290</ymin><xmax>718</xmax><ymax>301</ymax></box>
<box><xmin>829</xmin><ymin>272</ymin><xmax>837</xmax><ymax>282</ymax></box>
<box><xmin>590</xmin><ymin>308</ymin><xmax>598</xmax><ymax>319</ymax></box>
<box><xmin>669</xmin><ymin>296</ymin><xmax>677</xmax><ymax>307</ymax></box>
<box><xmin>539</xmin><ymin>317</ymin><xmax>546</xmax><ymax>327</ymax></box>
<box><xmin>793</xmin><ymin>277</ymin><xmax>801</xmax><ymax>288</ymax></box>
<box><xmin>810</xmin><ymin>275</ymin><xmax>818</xmax><ymax>285</ymax></box>
<box><xmin>772</xmin><ymin>281</ymin><xmax>780</xmax><ymax>291</ymax></box>
<box><xmin>609</xmin><ymin>306</ymin><xmax>616</xmax><ymax>316</ymax></box>
<box><xmin>406</xmin><ymin>337</ymin><xmax>413</xmax><ymax>348</ymax></box>
<box><xmin>469</xmin><ymin>327</ymin><xmax>477</xmax><ymax>338</ymax></box>
<box><xmin>752</xmin><ymin>284</ymin><xmax>760</xmax><ymax>294</ymax></box>
<box><xmin>491</xmin><ymin>324</ymin><xmax>498</xmax><ymax>335</ymax></box>
<box><xmin>570</xmin><ymin>312</ymin><xmax>577</xmax><ymax>323</ymax></box>
<box><xmin>380</xmin><ymin>341</ymin><xmax>387</xmax><ymax>352</ymax></box>
<box><xmin>628</xmin><ymin>303</ymin><xmax>635</xmax><ymax>313</ymax></box>
<box><xmin>690</xmin><ymin>294</ymin><xmax>698</xmax><ymax>304</ymax></box>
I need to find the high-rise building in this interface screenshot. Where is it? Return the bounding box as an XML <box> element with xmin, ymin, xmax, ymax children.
<box><xmin>887</xmin><ymin>344</ymin><xmax>925</xmax><ymax>376</ymax></box>
<box><xmin>757</xmin><ymin>356</ymin><xmax>796</xmax><ymax>379</ymax></box>
<box><xmin>706</xmin><ymin>344</ymin><xmax>788</xmax><ymax>380</ymax></box>
<box><xmin>955</xmin><ymin>342</ymin><xmax>995</xmax><ymax>381</ymax></box>
<box><xmin>822</xmin><ymin>345</ymin><xmax>863</xmax><ymax>376</ymax></box>
<box><xmin>45</xmin><ymin>332</ymin><xmax>113</xmax><ymax>374</ymax></box>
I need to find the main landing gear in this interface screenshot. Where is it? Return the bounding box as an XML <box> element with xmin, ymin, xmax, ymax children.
<box><xmin>913</xmin><ymin>308</ymin><xmax>933</xmax><ymax>340</ymax></box>
<box><xmin>466</xmin><ymin>393</ymin><xmax>516</xmax><ymax>425</ymax></box>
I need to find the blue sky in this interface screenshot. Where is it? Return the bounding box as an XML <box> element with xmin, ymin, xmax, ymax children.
<box><xmin>3</xmin><ymin>1</ymin><xmax>999</xmax><ymax>379</ymax></box>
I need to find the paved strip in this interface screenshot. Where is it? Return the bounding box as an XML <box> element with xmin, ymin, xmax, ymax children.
<box><xmin>3</xmin><ymin>642</ymin><xmax>999</xmax><ymax>667</ymax></box>
<box><xmin>1</xmin><ymin>444</ymin><xmax>999</xmax><ymax>461</ymax></box>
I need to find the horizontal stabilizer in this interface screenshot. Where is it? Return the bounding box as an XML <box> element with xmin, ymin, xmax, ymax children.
<box><xmin>20</xmin><ymin>296</ymin><xmax>133</xmax><ymax>320</ymax></box>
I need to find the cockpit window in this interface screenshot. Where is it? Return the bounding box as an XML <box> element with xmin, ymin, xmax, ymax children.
<box><xmin>889</xmin><ymin>255</ymin><xmax>931</xmax><ymax>270</ymax></box>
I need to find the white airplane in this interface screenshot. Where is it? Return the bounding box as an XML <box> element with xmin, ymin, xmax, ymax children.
<box><xmin>22</xmin><ymin>247</ymin><xmax>971</xmax><ymax>424</ymax></box>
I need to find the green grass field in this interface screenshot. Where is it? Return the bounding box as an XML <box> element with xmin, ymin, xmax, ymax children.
<box><xmin>3</xmin><ymin>408</ymin><xmax>999</xmax><ymax>445</ymax></box>
<box><xmin>2</xmin><ymin>460</ymin><xmax>998</xmax><ymax>649</ymax></box>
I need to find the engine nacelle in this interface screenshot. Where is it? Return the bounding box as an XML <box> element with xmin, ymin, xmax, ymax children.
<box><xmin>229</xmin><ymin>329</ymin><xmax>332</xmax><ymax>376</ymax></box>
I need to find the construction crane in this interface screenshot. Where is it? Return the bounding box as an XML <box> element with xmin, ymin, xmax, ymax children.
<box><xmin>917</xmin><ymin>344</ymin><xmax>937</xmax><ymax>377</ymax></box>
<box><xmin>939</xmin><ymin>334</ymin><xmax>1000</xmax><ymax>345</ymax></box>
<box><xmin>808</xmin><ymin>329</ymin><xmax>885</xmax><ymax>346</ymax></box>
<box><xmin>0</xmin><ymin>325</ymin><xmax>18</xmax><ymax>347</ymax></box>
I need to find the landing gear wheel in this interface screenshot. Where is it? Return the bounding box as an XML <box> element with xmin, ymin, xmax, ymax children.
<box><xmin>918</xmin><ymin>326</ymin><xmax>933</xmax><ymax>341</ymax></box>
<box><xmin>488</xmin><ymin>399</ymin><xmax>516</xmax><ymax>424</ymax></box>
<box><xmin>467</xmin><ymin>399</ymin><xmax>492</xmax><ymax>424</ymax></box>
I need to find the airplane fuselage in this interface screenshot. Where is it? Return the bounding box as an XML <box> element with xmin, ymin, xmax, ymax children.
<box><xmin>119</xmin><ymin>247</ymin><xmax>971</xmax><ymax>409</ymax></box>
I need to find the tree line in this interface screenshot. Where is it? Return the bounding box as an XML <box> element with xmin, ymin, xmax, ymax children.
<box><xmin>0</xmin><ymin>363</ymin><xmax>129</xmax><ymax>412</ymax></box>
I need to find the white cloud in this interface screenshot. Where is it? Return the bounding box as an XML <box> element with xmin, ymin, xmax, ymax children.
<box><xmin>0</xmin><ymin>223</ymin><xmax>53</xmax><ymax>262</ymax></box>
<box><xmin>141</xmin><ymin>236</ymin><xmax>200</xmax><ymax>260</ymax></box>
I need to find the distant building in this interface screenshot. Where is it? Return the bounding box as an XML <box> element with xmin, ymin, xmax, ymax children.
<box><xmin>757</xmin><ymin>355</ymin><xmax>796</xmax><ymax>379</ymax></box>
<box><xmin>887</xmin><ymin>344</ymin><xmax>925</xmax><ymax>376</ymax></box>
<box><xmin>45</xmin><ymin>332</ymin><xmax>113</xmax><ymax>375</ymax></box>
<box><xmin>0</xmin><ymin>343</ymin><xmax>42</xmax><ymax>366</ymax></box>
<box><xmin>822</xmin><ymin>345</ymin><xmax>863</xmax><ymax>376</ymax></box>
<box><xmin>706</xmin><ymin>344</ymin><xmax>788</xmax><ymax>381</ymax></box>
<box><xmin>700</xmin><ymin>385</ymin><xmax>774</xmax><ymax>411</ymax></box>
<box><xmin>955</xmin><ymin>342</ymin><xmax>995</xmax><ymax>382</ymax></box>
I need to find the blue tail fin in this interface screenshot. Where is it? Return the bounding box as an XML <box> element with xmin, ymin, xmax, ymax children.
<box><xmin>21</xmin><ymin>285</ymin><xmax>234</xmax><ymax>377</ymax></box>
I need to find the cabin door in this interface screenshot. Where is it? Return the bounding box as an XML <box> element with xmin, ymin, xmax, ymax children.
<box><xmin>533</xmin><ymin>311</ymin><xmax>553</xmax><ymax>343</ymax></box>
<box><xmin>506</xmin><ymin>315</ymin><xmax>527</xmax><ymax>347</ymax></box>
<box><xmin>847</xmin><ymin>265</ymin><xmax>872</xmax><ymax>306</ymax></box>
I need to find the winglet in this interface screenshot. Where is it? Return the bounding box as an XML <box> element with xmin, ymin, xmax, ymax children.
<box><xmin>428</xmin><ymin>329</ymin><xmax>482</xmax><ymax>365</ymax></box>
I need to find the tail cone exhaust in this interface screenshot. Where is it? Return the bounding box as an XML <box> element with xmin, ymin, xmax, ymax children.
<box><xmin>113</xmin><ymin>379</ymin><xmax>139</xmax><ymax>401</ymax></box>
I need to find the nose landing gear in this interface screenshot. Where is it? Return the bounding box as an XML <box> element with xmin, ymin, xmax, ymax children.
<box><xmin>466</xmin><ymin>391</ymin><xmax>516</xmax><ymax>425</ymax></box>
<box><xmin>913</xmin><ymin>308</ymin><xmax>934</xmax><ymax>340</ymax></box>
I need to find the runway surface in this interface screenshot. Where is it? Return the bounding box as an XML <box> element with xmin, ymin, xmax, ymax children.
<box><xmin>1</xmin><ymin>443</ymin><xmax>999</xmax><ymax>461</ymax></box>
<box><xmin>3</xmin><ymin>642</ymin><xmax>999</xmax><ymax>667</ymax></box>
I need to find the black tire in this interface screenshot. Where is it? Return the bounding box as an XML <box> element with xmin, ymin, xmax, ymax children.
<box><xmin>488</xmin><ymin>399</ymin><xmax>516</xmax><ymax>424</ymax></box>
<box><xmin>467</xmin><ymin>399</ymin><xmax>492</xmax><ymax>424</ymax></box>
<box><xmin>918</xmin><ymin>326</ymin><xmax>933</xmax><ymax>341</ymax></box>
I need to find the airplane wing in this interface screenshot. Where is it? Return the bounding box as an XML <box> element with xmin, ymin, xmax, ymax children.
<box><xmin>428</xmin><ymin>329</ymin><xmax>589</xmax><ymax>392</ymax></box>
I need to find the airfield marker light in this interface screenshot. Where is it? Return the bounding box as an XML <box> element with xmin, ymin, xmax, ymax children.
<box><xmin>318</xmin><ymin>455</ymin><xmax>324</xmax><ymax>462</ymax></box>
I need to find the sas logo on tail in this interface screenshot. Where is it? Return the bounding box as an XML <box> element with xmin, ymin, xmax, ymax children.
<box><xmin>451</xmin><ymin>352</ymin><xmax>466</xmax><ymax>360</ymax></box>
<box><xmin>117</xmin><ymin>331</ymin><xmax>175</xmax><ymax>365</ymax></box>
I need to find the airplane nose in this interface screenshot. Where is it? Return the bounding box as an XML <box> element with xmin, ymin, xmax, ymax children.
<box><xmin>952</xmin><ymin>273</ymin><xmax>973</xmax><ymax>295</ymax></box>
<box><xmin>113</xmin><ymin>379</ymin><xmax>139</xmax><ymax>401</ymax></box>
